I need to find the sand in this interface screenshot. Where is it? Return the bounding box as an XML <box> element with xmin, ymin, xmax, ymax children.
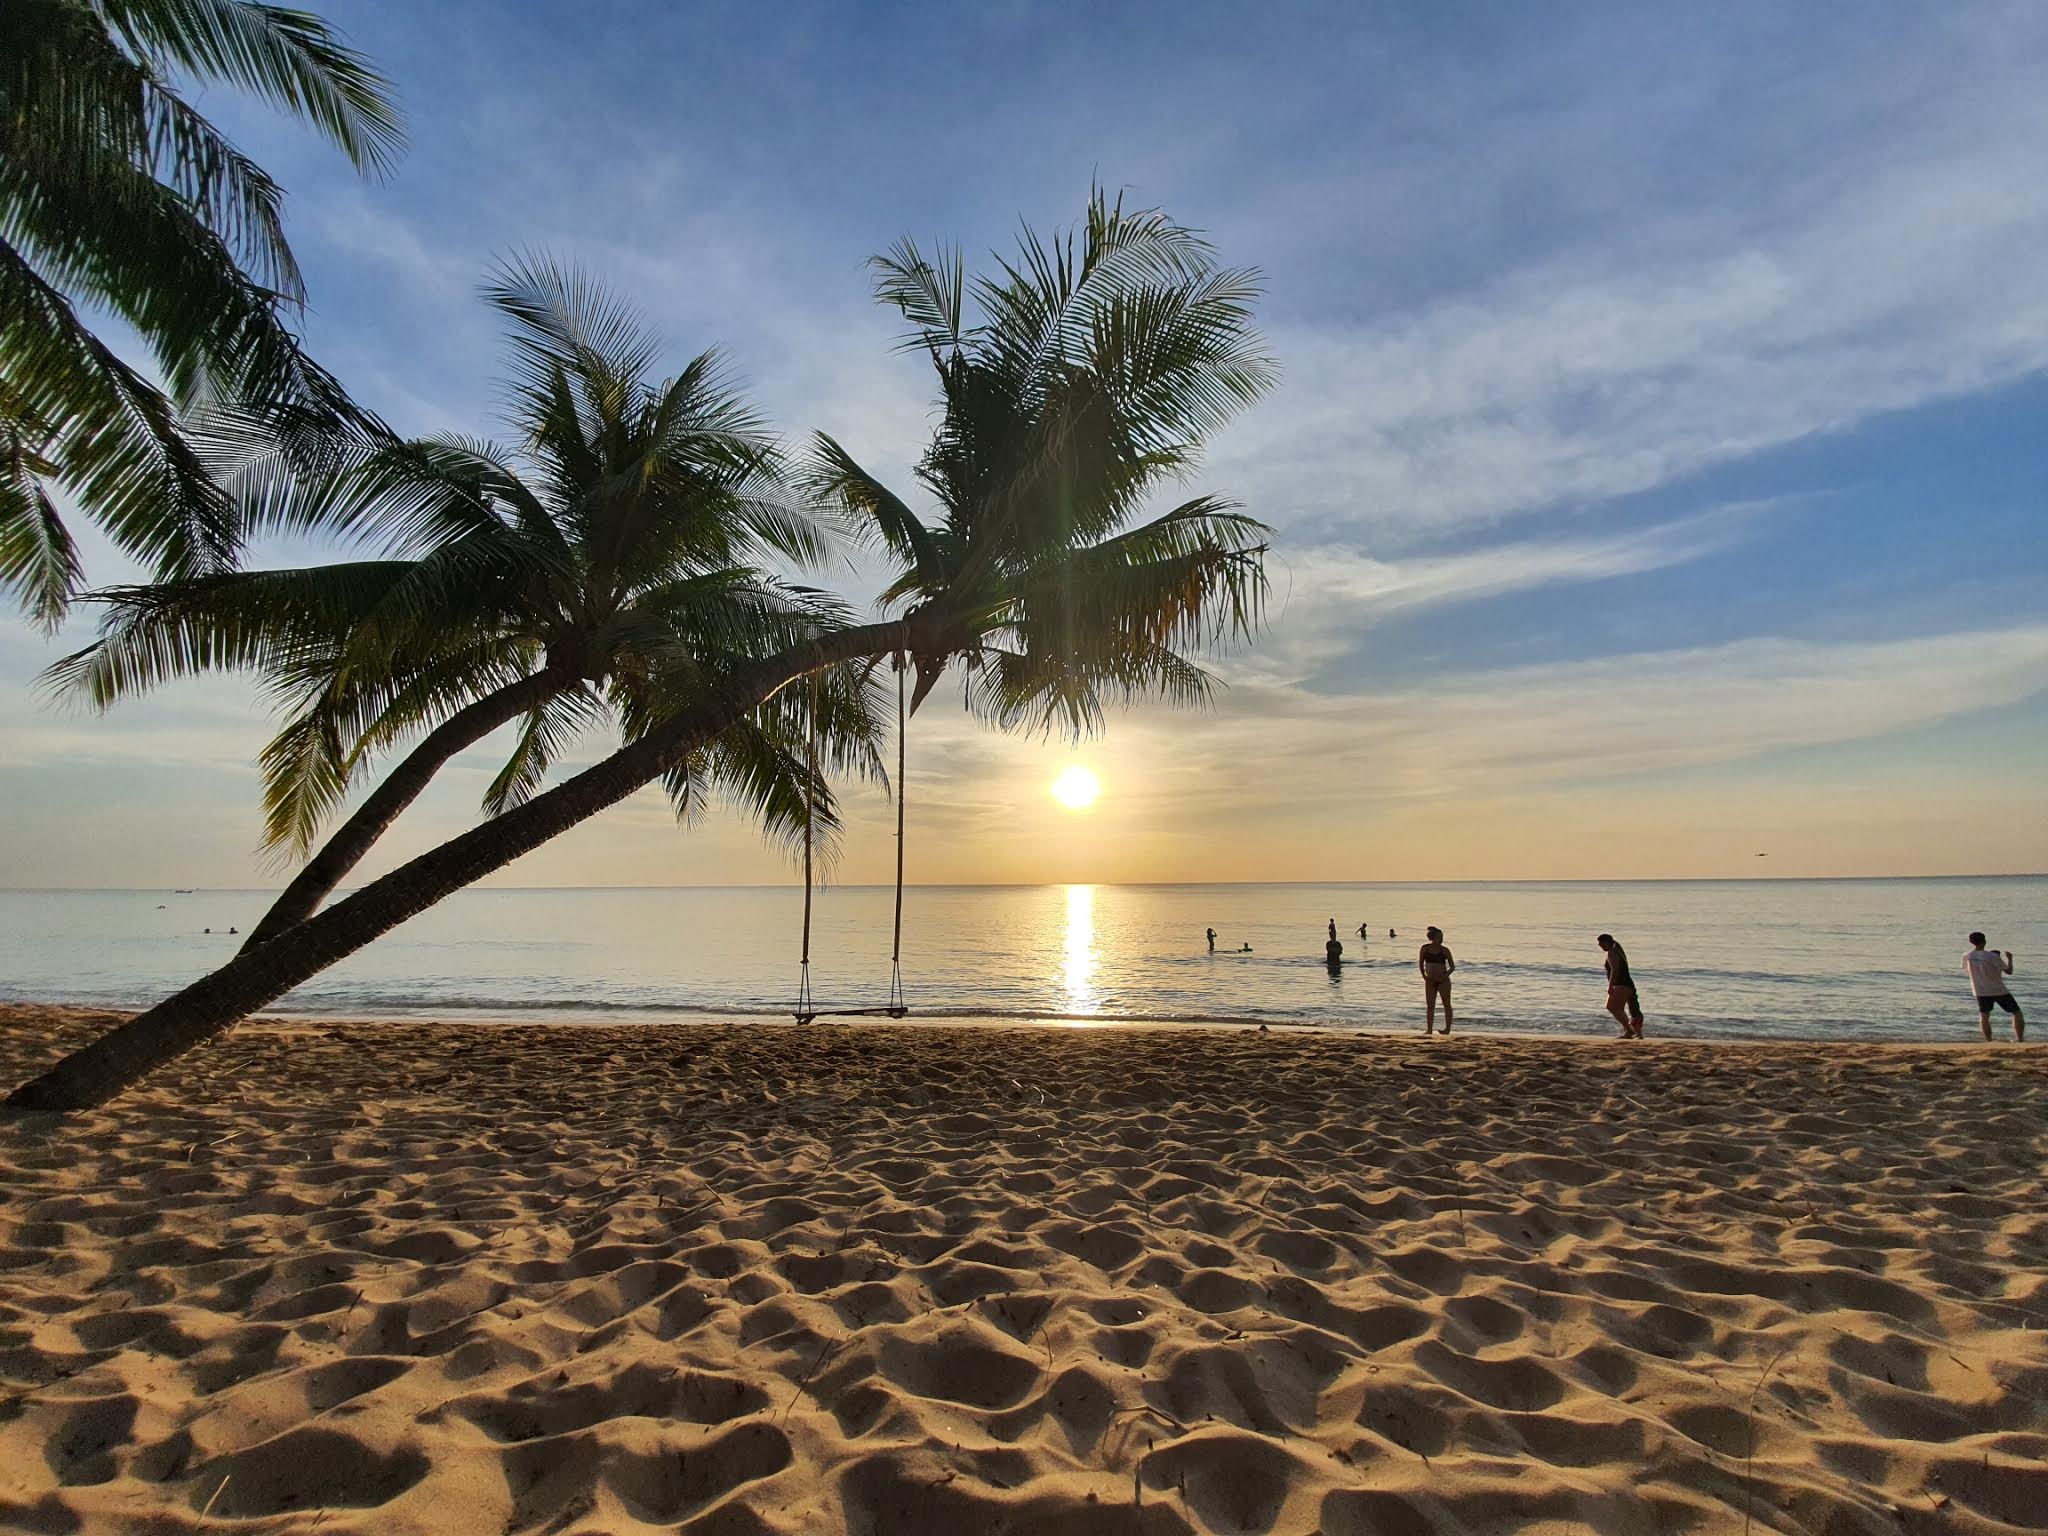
<box><xmin>1</xmin><ymin>1004</ymin><xmax>2044</xmax><ymax>1536</ymax></box>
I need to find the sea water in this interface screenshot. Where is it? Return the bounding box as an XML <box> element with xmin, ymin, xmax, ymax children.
<box><xmin>1</xmin><ymin>879</ymin><xmax>2038</xmax><ymax>1042</ymax></box>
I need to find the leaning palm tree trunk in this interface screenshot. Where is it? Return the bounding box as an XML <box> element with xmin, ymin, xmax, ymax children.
<box><xmin>239</xmin><ymin>668</ymin><xmax>564</xmax><ymax>949</ymax></box>
<box><xmin>7</xmin><ymin>620</ymin><xmax>914</xmax><ymax>1111</ymax></box>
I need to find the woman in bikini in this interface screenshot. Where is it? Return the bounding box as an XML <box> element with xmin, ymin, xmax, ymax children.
<box><xmin>1418</xmin><ymin>926</ymin><xmax>1455</xmax><ymax>1035</ymax></box>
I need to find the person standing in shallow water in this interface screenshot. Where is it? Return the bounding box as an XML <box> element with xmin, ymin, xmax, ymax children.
<box><xmin>1206</xmin><ymin>927</ymin><xmax>1217</xmax><ymax>953</ymax></box>
<box><xmin>1964</xmin><ymin>932</ymin><xmax>2025</xmax><ymax>1042</ymax></box>
<box><xmin>1418</xmin><ymin>927</ymin><xmax>1454</xmax><ymax>1035</ymax></box>
<box><xmin>1597</xmin><ymin>933</ymin><xmax>1645</xmax><ymax>1039</ymax></box>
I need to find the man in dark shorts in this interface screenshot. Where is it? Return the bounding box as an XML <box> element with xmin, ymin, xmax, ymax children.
<box><xmin>1596</xmin><ymin>933</ymin><xmax>1645</xmax><ymax>1039</ymax></box>
<box><xmin>1964</xmin><ymin>932</ymin><xmax>2025</xmax><ymax>1042</ymax></box>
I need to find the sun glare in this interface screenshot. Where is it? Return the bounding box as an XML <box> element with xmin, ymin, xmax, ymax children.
<box><xmin>1050</xmin><ymin>764</ymin><xmax>1101</xmax><ymax>810</ymax></box>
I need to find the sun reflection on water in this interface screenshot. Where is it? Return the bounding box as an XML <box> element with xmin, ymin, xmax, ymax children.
<box><xmin>1062</xmin><ymin>883</ymin><xmax>1098</xmax><ymax>1013</ymax></box>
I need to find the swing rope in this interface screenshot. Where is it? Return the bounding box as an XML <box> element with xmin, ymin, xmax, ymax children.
<box><xmin>887</xmin><ymin>655</ymin><xmax>907</xmax><ymax>1012</ymax></box>
<box><xmin>793</xmin><ymin>659</ymin><xmax>910</xmax><ymax>1024</ymax></box>
<box><xmin>795</xmin><ymin>673</ymin><xmax>817</xmax><ymax>1022</ymax></box>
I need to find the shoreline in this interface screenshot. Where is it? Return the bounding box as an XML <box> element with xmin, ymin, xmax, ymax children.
<box><xmin>0</xmin><ymin>997</ymin><xmax>2001</xmax><ymax>1048</ymax></box>
<box><xmin>4</xmin><ymin>1003</ymin><xmax>2045</xmax><ymax>1533</ymax></box>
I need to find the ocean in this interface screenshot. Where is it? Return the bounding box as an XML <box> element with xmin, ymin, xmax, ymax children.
<box><xmin>1</xmin><ymin>878</ymin><xmax>2037</xmax><ymax>1042</ymax></box>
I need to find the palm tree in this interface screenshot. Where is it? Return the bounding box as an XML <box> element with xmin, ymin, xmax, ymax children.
<box><xmin>808</xmin><ymin>191</ymin><xmax>1275</xmax><ymax>733</ymax></box>
<box><xmin>1</xmin><ymin>0</ymin><xmax>402</xmax><ymax>626</ymax></box>
<box><xmin>9</xmin><ymin>190</ymin><xmax>1276</xmax><ymax>1111</ymax></box>
<box><xmin>46</xmin><ymin>255</ymin><xmax>883</xmax><ymax>949</ymax></box>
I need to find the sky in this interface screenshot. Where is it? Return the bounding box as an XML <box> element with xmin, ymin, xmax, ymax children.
<box><xmin>4</xmin><ymin>0</ymin><xmax>2045</xmax><ymax>888</ymax></box>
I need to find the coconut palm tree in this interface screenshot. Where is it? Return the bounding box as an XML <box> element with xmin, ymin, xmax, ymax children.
<box><xmin>46</xmin><ymin>255</ymin><xmax>883</xmax><ymax>950</ymax></box>
<box><xmin>1</xmin><ymin>0</ymin><xmax>401</xmax><ymax>626</ymax></box>
<box><xmin>808</xmin><ymin>191</ymin><xmax>1275</xmax><ymax>733</ymax></box>
<box><xmin>9</xmin><ymin>190</ymin><xmax>1276</xmax><ymax>1111</ymax></box>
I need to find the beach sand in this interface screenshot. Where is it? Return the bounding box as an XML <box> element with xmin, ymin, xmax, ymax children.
<box><xmin>2</xmin><ymin>1004</ymin><xmax>2044</xmax><ymax>1535</ymax></box>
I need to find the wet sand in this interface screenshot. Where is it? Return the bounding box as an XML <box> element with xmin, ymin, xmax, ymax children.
<box><xmin>2</xmin><ymin>1003</ymin><xmax>2045</xmax><ymax>1534</ymax></box>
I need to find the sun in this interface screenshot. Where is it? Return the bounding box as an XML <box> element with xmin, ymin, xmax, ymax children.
<box><xmin>1049</xmin><ymin>764</ymin><xmax>1101</xmax><ymax>810</ymax></box>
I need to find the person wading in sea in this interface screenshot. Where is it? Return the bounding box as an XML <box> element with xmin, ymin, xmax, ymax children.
<box><xmin>1964</xmin><ymin>932</ymin><xmax>2025</xmax><ymax>1042</ymax></box>
<box><xmin>1418</xmin><ymin>927</ymin><xmax>1455</xmax><ymax>1035</ymax></box>
<box><xmin>1597</xmin><ymin>933</ymin><xmax>1645</xmax><ymax>1039</ymax></box>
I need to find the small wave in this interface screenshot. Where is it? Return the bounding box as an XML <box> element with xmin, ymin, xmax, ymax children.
<box><xmin>7</xmin><ymin>983</ymin><xmax>1966</xmax><ymax>1046</ymax></box>
<box><xmin>276</xmin><ymin>992</ymin><xmax>789</xmax><ymax>1018</ymax></box>
<box><xmin>251</xmin><ymin>993</ymin><xmax>1950</xmax><ymax>1043</ymax></box>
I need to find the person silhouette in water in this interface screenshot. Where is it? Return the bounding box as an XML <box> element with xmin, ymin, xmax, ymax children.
<box><xmin>1418</xmin><ymin>927</ymin><xmax>1455</xmax><ymax>1035</ymax></box>
<box><xmin>1206</xmin><ymin>927</ymin><xmax>1217</xmax><ymax>952</ymax></box>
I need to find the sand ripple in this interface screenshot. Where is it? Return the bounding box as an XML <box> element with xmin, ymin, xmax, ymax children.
<box><xmin>3</xmin><ymin>1005</ymin><xmax>2045</xmax><ymax>1534</ymax></box>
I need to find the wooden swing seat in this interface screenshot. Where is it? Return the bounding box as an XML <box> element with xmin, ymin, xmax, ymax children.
<box><xmin>793</xmin><ymin>1004</ymin><xmax>910</xmax><ymax>1025</ymax></box>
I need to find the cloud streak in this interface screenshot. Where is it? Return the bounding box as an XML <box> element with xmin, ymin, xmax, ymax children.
<box><xmin>1217</xmin><ymin>75</ymin><xmax>2048</xmax><ymax>540</ymax></box>
<box><xmin>1122</xmin><ymin>625</ymin><xmax>2048</xmax><ymax>820</ymax></box>
<box><xmin>1246</xmin><ymin>502</ymin><xmax>1768</xmax><ymax>682</ymax></box>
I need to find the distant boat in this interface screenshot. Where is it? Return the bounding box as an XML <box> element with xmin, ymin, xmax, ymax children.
<box><xmin>174</xmin><ymin>888</ymin><xmax>194</xmax><ymax>893</ymax></box>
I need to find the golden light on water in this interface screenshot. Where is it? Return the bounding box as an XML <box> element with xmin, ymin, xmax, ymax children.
<box><xmin>1050</xmin><ymin>764</ymin><xmax>1101</xmax><ymax>809</ymax></box>
<box><xmin>1062</xmin><ymin>883</ymin><xmax>1097</xmax><ymax>1012</ymax></box>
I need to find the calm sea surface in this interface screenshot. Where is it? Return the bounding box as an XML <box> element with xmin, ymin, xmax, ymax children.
<box><xmin>0</xmin><ymin>879</ymin><xmax>2039</xmax><ymax>1042</ymax></box>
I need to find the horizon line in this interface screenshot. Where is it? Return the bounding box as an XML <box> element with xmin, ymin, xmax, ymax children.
<box><xmin>7</xmin><ymin>872</ymin><xmax>2043</xmax><ymax>894</ymax></box>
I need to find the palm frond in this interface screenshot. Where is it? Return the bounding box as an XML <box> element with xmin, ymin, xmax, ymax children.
<box><xmin>41</xmin><ymin>560</ymin><xmax>421</xmax><ymax>708</ymax></box>
<box><xmin>98</xmin><ymin>0</ymin><xmax>403</xmax><ymax>174</ymax></box>
<box><xmin>482</xmin><ymin>686</ymin><xmax>609</xmax><ymax>817</ymax></box>
<box><xmin>1006</xmin><ymin>533</ymin><xmax>1268</xmax><ymax>659</ymax></box>
<box><xmin>4</xmin><ymin>59</ymin><xmax>372</xmax><ymax>419</ymax></box>
<box><xmin>869</xmin><ymin>236</ymin><xmax>966</xmax><ymax>352</ymax></box>
<box><xmin>259</xmin><ymin>638</ymin><xmax>542</xmax><ymax>855</ymax></box>
<box><xmin>965</xmin><ymin>637</ymin><xmax>1216</xmax><ymax>740</ymax></box>
<box><xmin>804</xmin><ymin>433</ymin><xmax>944</xmax><ymax>586</ymax></box>
<box><xmin>256</xmin><ymin>698</ymin><xmax>350</xmax><ymax>861</ymax></box>
<box><xmin>697</xmin><ymin>719</ymin><xmax>823</xmax><ymax>863</ymax></box>
<box><xmin>141</xmin><ymin>84</ymin><xmax>301</xmax><ymax>298</ymax></box>
<box><xmin>0</xmin><ymin>426</ymin><xmax>80</xmax><ymax>629</ymax></box>
<box><xmin>484</xmin><ymin>252</ymin><xmax>662</xmax><ymax>432</ymax></box>
<box><xmin>0</xmin><ymin>240</ymin><xmax>236</xmax><ymax>615</ymax></box>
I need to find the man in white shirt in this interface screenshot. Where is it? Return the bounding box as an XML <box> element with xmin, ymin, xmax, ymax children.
<box><xmin>1963</xmin><ymin>932</ymin><xmax>2024</xmax><ymax>1042</ymax></box>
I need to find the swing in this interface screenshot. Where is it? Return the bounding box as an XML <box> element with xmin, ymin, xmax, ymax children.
<box><xmin>793</xmin><ymin>660</ymin><xmax>911</xmax><ymax>1024</ymax></box>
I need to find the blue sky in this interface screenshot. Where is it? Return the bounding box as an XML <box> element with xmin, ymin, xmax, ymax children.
<box><xmin>3</xmin><ymin>0</ymin><xmax>2044</xmax><ymax>885</ymax></box>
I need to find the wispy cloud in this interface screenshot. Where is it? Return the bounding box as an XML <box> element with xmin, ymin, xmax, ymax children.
<box><xmin>1126</xmin><ymin>625</ymin><xmax>2048</xmax><ymax>816</ymax></box>
<box><xmin>1245</xmin><ymin>502</ymin><xmax>1768</xmax><ymax>681</ymax></box>
<box><xmin>1217</xmin><ymin>79</ymin><xmax>2048</xmax><ymax>540</ymax></box>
